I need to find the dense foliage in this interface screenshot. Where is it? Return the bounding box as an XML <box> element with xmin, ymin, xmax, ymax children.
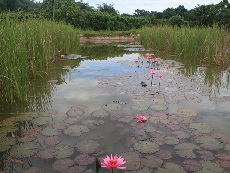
<box><xmin>0</xmin><ymin>0</ymin><xmax>229</xmax><ymax>30</ymax></box>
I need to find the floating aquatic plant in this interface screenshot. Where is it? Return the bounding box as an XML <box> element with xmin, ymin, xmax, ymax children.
<box><xmin>177</xmin><ymin>108</ymin><xmax>198</xmax><ymax>117</ymax></box>
<box><xmin>91</xmin><ymin>109</ymin><xmax>110</xmax><ymax>118</ymax></box>
<box><xmin>172</xmin><ymin>131</ymin><xmax>190</xmax><ymax>139</ymax></box>
<box><xmin>64</xmin><ymin>166</ymin><xmax>86</xmax><ymax>173</ymax></box>
<box><xmin>75</xmin><ymin>140</ymin><xmax>100</xmax><ymax>154</ymax></box>
<box><xmin>164</xmin><ymin>136</ymin><xmax>180</xmax><ymax>145</ymax></box>
<box><xmin>197</xmin><ymin>160</ymin><xmax>224</xmax><ymax>173</ymax></box>
<box><xmin>36</xmin><ymin>148</ymin><xmax>55</xmax><ymax>159</ymax></box>
<box><xmin>150</xmin><ymin>104</ymin><xmax>168</xmax><ymax>111</ymax></box>
<box><xmin>155</xmin><ymin>150</ymin><xmax>172</xmax><ymax>160</ymax></box>
<box><xmin>195</xmin><ymin>136</ymin><xmax>223</xmax><ymax>150</ymax></box>
<box><xmin>64</xmin><ymin>125</ymin><xmax>89</xmax><ymax>137</ymax></box>
<box><xmin>52</xmin><ymin>158</ymin><xmax>75</xmax><ymax>172</ymax></box>
<box><xmin>121</xmin><ymin>152</ymin><xmax>141</xmax><ymax>171</ymax></box>
<box><xmin>31</xmin><ymin>117</ymin><xmax>52</xmax><ymax>126</ymax></box>
<box><xmin>215</xmin><ymin>160</ymin><xmax>230</xmax><ymax>168</ymax></box>
<box><xmin>124</xmin><ymin>136</ymin><xmax>137</xmax><ymax>147</ymax></box>
<box><xmin>197</xmin><ymin>150</ymin><xmax>215</xmax><ymax>160</ymax></box>
<box><xmin>71</xmin><ymin>105</ymin><xmax>87</xmax><ymax>111</ymax></box>
<box><xmin>45</xmin><ymin>136</ymin><xmax>62</xmax><ymax>146</ymax></box>
<box><xmin>39</xmin><ymin>109</ymin><xmax>58</xmax><ymax>117</ymax></box>
<box><xmin>22</xmin><ymin>128</ymin><xmax>42</xmax><ymax>137</ymax></box>
<box><xmin>215</xmin><ymin>154</ymin><xmax>230</xmax><ymax>161</ymax></box>
<box><xmin>10</xmin><ymin>141</ymin><xmax>41</xmax><ymax>158</ymax></box>
<box><xmin>141</xmin><ymin>155</ymin><xmax>163</xmax><ymax>168</ymax></box>
<box><xmin>74</xmin><ymin>154</ymin><xmax>95</xmax><ymax>166</ymax></box>
<box><xmin>21</xmin><ymin>167</ymin><xmax>44</xmax><ymax>173</ymax></box>
<box><xmin>16</xmin><ymin>112</ymin><xmax>39</xmax><ymax>122</ymax></box>
<box><xmin>102</xmin><ymin>103</ymin><xmax>121</xmax><ymax>111</ymax></box>
<box><xmin>155</xmin><ymin>162</ymin><xmax>187</xmax><ymax>173</ymax></box>
<box><xmin>18</xmin><ymin>136</ymin><xmax>36</xmax><ymax>143</ymax></box>
<box><xmin>189</xmin><ymin>123</ymin><xmax>213</xmax><ymax>134</ymax></box>
<box><xmin>0</xmin><ymin>137</ymin><xmax>16</xmax><ymax>152</ymax></box>
<box><xmin>174</xmin><ymin>143</ymin><xmax>200</xmax><ymax>159</ymax></box>
<box><xmin>41</xmin><ymin>127</ymin><xmax>62</xmax><ymax>136</ymax></box>
<box><xmin>133</xmin><ymin>141</ymin><xmax>160</xmax><ymax>154</ymax></box>
<box><xmin>183</xmin><ymin>160</ymin><xmax>202</xmax><ymax>172</ymax></box>
<box><xmin>130</xmin><ymin>105</ymin><xmax>149</xmax><ymax>111</ymax></box>
<box><xmin>55</xmin><ymin>145</ymin><xmax>74</xmax><ymax>159</ymax></box>
<box><xmin>66</xmin><ymin>109</ymin><xmax>84</xmax><ymax>117</ymax></box>
<box><xmin>133</xmin><ymin>129</ymin><xmax>148</xmax><ymax>141</ymax></box>
<box><xmin>224</xmin><ymin>144</ymin><xmax>230</xmax><ymax>151</ymax></box>
<box><xmin>63</xmin><ymin>117</ymin><xmax>79</xmax><ymax>124</ymax></box>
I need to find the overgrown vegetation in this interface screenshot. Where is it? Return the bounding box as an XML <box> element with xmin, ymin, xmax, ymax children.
<box><xmin>139</xmin><ymin>25</ymin><xmax>230</xmax><ymax>66</ymax></box>
<box><xmin>0</xmin><ymin>13</ymin><xmax>80</xmax><ymax>103</ymax></box>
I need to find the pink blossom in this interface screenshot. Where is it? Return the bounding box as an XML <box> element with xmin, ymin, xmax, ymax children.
<box><xmin>150</xmin><ymin>70</ymin><xmax>156</xmax><ymax>74</ymax></box>
<box><xmin>154</xmin><ymin>57</ymin><xmax>161</xmax><ymax>61</ymax></box>
<box><xmin>136</xmin><ymin>114</ymin><xmax>148</xmax><ymax>123</ymax></box>
<box><xmin>60</xmin><ymin>54</ymin><xmax>65</xmax><ymax>58</ymax></box>
<box><xmin>158</xmin><ymin>73</ymin><xmax>163</xmax><ymax>78</ymax></box>
<box><xmin>137</xmin><ymin>56</ymin><xmax>140</xmax><ymax>60</ymax></box>
<box><xmin>101</xmin><ymin>154</ymin><xmax>126</xmax><ymax>170</ymax></box>
<box><xmin>163</xmin><ymin>63</ymin><xmax>167</xmax><ymax>67</ymax></box>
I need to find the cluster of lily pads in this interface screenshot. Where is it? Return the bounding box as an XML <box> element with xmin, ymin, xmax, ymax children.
<box><xmin>0</xmin><ymin>52</ymin><xmax>230</xmax><ymax>173</ymax></box>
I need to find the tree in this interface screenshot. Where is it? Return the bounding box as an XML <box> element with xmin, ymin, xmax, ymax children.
<box><xmin>169</xmin><ymin>15</ymin><xmax>185</xmax><ymax>27</ymax></box>
<box><xmin>97</xmin><ymin>3</ymin><xmax>118</xmax><ymax>15</ymax></box>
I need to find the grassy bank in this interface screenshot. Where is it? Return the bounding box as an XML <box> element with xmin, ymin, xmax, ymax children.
<box><xmin>139</xmin><ymin>26</ymin><xmax>230</xmax><ymax>66</ymax></box>
<box><xmin>0</xmin><ymin>13</ymin><xmax>80</xmax><ymax>103</ymax></box>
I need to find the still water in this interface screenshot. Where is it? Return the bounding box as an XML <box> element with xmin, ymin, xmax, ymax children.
<box><xmin>0</xmin><ymin>44</ymin><xmax>230</xmax><ymax>173</ymax></box>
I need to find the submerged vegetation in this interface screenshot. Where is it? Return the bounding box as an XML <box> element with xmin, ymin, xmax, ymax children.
<box><xmin>139</xmin><ymin>25</ymin><xmax>230</xmax><ymax>66</ymax></box>
<box><xmin>0</xmin><ymin>13</ymin><xmax>80</xmax><ymax>103</ymax></box>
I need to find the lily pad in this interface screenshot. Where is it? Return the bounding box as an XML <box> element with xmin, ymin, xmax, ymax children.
<box><xmin>0</xmin><ymin>137</ymin><xmax>16</xmax><ymax>152</ymax></box>
<box><xmin>91</xmin><ymin>109</ymin><xmax>110</xmax><ymax>118</ymax></box>
<box><xmin>55</xmin><ymin>145</ymin><xmax>74</xmax><ymax>159</ymax></box>
<box><xmin>102</xmin><ymin>103</ymin><xmax>121</xmax><ymax>111</ymax></box>
<box><xmin>21</xmin><ymin>167</ymin><xmax>44</xmax><ymax>173</ymax></box>
<box><xmin>196</xmin><ymin>160</ymin><xmax>224</xmax><ymax>173</ymax></box>
<box><xmin>45</xmin><ymin>136</ymin><xmax>62</xmax><ymax>146</ymax></box>
<box><xmin>39</xmin><ymin>109</ymin><xmax>58</xmax><ymax>117</ymax></box>
<box><xmin>75</xmin><ymin>140</ymin><xmax>100</xmax><ymax>154</ymax></box>
<box><xmin>150</xmin><ymin>104</ymin><xmax>168</xmax><ymax>111</ymax></box>
<box><xmin>22</xmin><ymin>128</ymin><xmax>42</xmax><ymax>137</ymax></box>
<box><xmin>64</xmin><ymin>125</ymin><xmax>89</xmax><ymax>137</ymax></box>
<box><xmin>122</xmin><ymin>152</ymin><xmax>141</xmax><ymax>171</ymax></box>
<box><xmin>172</xmin><ymin>131</ymin><xmax>190</xmax><ymax>139</ymax></box>
<box><xmin>63</xmin><ymin>117</ymin><xmax>79</xmax><ymax>124</ymax></box>
<box><xmin>177</xmin><ymin>108</ymin><xmax>198</xmax><ymax>117</ymax></box>
<box><xmin>215</xmin><ymin>160</ymin><xmax>230</xmax><ymax>168</ymax></box>
<box><xmin>74</xmin><ymin>154</ymin><xmax>94</xmax><ymax>165</ymax></box>
<box><xmin>189</xmin><ymin>123</ymin><xmax>213</xmax><ymax>134</ymax></box>
<box><xmin>174</xmin><ymin>143</ymin><xmax>200</xmax><ymax>159</ymax></box>
<box><xmin>164</xmin><ymin>136</ymin><xmax>180</xmax><ymax>145</ymax></box>
<box><xmin>224</xmin><ymin>144</ymin><xmax>230</xmax><ymax>151</ymax></box>
<box><xmin>197</xmin><ymin>150</ymin><xmax>215</xmax><ymax>160</ymax></box>
<box><xmin>65</xmin><ymin>166</ymin><xmax>86</xmax><ymax>173</ymax></box>
<box><xmin>130</xmin><ymin>105</ymin><xmax>149</xmax><ymax>111</ymax></box>
<box><xmin>16</xmin><ymin>112</ymin><xmax>38</xmax><ymax>122</ymax></box>
<box><xmin>195</xmin><ymin>136</ymin><xmax>223</xmax><ymax>150</ymax></box>
<box><xmin>41</xmin><ymin>127</ymin><xmax>61</xmax><ymax>136</ymax></box>
<box><xmin>141</xmin><ymin>155</ymin><xmax>163</xmax><ymax>168</ymax></box>
<box><xmin>66</xmin><ymin>109</ymin><xmax>84</xmax><ymax>117</ymax></box>
<box><xmin>18</xmin><ymin>136</ymin><xmax>36</xmax><ymax>143</ymax></box>
<box><xmin>183</xmin><ymin>160</ymin><xmax>202</xmax><ymax>172</ymax></box>
<box><xmin>155</xmin><ymin>150</ymin><xmax>172</xmax><ymax>160</ymax></box>
<box><xmin>10</xmin><ymin>141</ymin><xmax>41</xmax><ymax>158</ymax></box>
<box><xmin>133</xmin><ymin>141</ymin><xmax>160</xmax><ymax>154</ymax></box>
<box><xmin>36</xmin><ymin>148</ymin><xmax>55</xmax><ymax>159</ymax></box>
<box><xmin>155</xmin><ymin>162</ymin><xmax>187</xmax><ymax>173</ymax></box>
<box><xmin>71</xmin><ymin>105</ymin><xmax>87</xmax><ymax>111</ymax></box>
<box><xmin>31</xmin><ymin>117</ymin><xmax>52</xmax><ymax>126</ymax></box>
<box><xmin>52</xmin><ymin>158</ymin><xmax>75</xmax><ymax>172</ymax></box>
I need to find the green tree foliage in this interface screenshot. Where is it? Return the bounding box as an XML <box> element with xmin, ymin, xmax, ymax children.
<box><xmin>169</xmin><ymin>15</ymin><xmax>185</xmax><ymax>27</ymax></box>
<box><xmin>97</xmin><ymin>3</ymin><xmax>118</xmax><ymax>15</ymax></box>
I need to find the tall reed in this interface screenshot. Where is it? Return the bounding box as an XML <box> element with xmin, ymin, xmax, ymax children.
<box><xmin>0</xmin><ymin>13</ymin><xmax>80</xmax><ymax>103</ymax></box>
<box><xmin>139</xmin><ymin>25</ymin><xmax>230</xmax><ymax>65</ymax></box>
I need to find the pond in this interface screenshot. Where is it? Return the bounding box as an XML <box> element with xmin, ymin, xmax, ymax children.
<box><xmin>0</xmin><ymin>43</ymin><xmax>230</xmax><ymax>173</ymax></box>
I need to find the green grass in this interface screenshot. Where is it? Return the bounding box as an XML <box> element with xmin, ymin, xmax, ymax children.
<box><xmin>0</xmin><ymin>13</ymin><xmax>80</xmax><ymax>103</ymax></box>
<box><xmin>139</xmin><ymin>25</ymin><xmax>230</xmax><ymax>66</ymax></box>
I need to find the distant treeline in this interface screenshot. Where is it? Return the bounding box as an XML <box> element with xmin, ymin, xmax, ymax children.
<box><xmin>0</xmin><ymin>0</ymin><xmax>229</xmax><ymax>30</ymax></box>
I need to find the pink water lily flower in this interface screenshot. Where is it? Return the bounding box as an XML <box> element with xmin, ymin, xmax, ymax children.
<box><xmin>150</xmin><ymin>70</ymin><xmax>156</xmax><ymax>74</ymax></box>
<box><xmin>101</xmin><ymin>154</ymin><xmax>126</xmax><ymax>171</ymax></box>
<box><xmin>136</xmin><ymin>114</ymin><xmax>147</xmax><ymax>123</ymax></box>
<box><xmin>158</xmin><ymin>73</ymin><xmax>163</xmax><ymax>78</ymax></box>
<box><xmin>154</xmin><ymin>57</ymin><xmax>161</xmax><ymax>61</ymax></box>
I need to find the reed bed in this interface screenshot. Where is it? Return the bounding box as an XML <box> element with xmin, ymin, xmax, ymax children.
<box><xmin>139</xmin><ymin>25</ymin><xmax>230</xmax><ymax>66</ymax></box>
<box><xmin>0</xmin><ymin>13</ymin><xmax>80</xmax><ymax>103</ymax></box>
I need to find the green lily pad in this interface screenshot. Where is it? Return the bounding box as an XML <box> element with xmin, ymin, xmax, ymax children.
<box><xmin>66</xmin><ymin>109</ymin><xmax>84</xmax><ymax>117</ymax></box>
<box><xmin>39</xmin><ymin>109</ymin><xmax>58</xmax><ymax>117</ymax></box>
<box><xmin>141</xmin><ymin>155</ymin><xmax>163</xmax><ymax>168</ymax></box>
<box><xmin>18</xmin><ymin>136</ymin><xmax>36</xmax><ymax>143</ymax></box>
<box><xmin>41</xmin><ymin>127</ymin><xmax>62</xmax><ymax>136</ymax></box>
<box><xmin>37</xmin><ymin>148</ymin><xmax>55</xmax><ymax>159</ymax></box>
<box><xmin>150</xmin><ymin>104</ymin><xmax>168</xmax><ymax>111</ymax></box>
<box><xmin>75</xmin><ymin>140</ymin><xmax>100</xmax><ymax>154</ymax></box>
<box><xmin>195</xmin><ymin>136</ymin><xmax>223</xmax><ymax>150</ymax></box>
<box><xmin>121</xmin><ymin>152</ymin><xmax>141</xmax><ymax>171</ymax></box>
<box><xmin>164</xmin><ymin>136</ymin><xmax>180</xmax><ymax>145</ymax></box>
<box><xmin>131</xmin><ymin>105</ymin><xmax>149</xmax><ymax>111</ymax></box>
<box><xmin>0</xmin><ymin>117</ymin><xmax>18</xmax><ymax>127</ymax></box>
<box><xmin>55</xmin><ymin>145</ymin><xmax>74</xmax><ymax>159</ymax></box>
<box><xmin>10</xmin><ymin>141</ymin><xmax>41</xmax><ymax>158</ymax></box>
<box><xmin>91</xmin><ymin>109</ymin><xmax>110</xmax><ymax>118</ymax></box>
<box><xmin>224</xmin><ymin>144</ymin><xmax>230</xmax><ymax>151</ymax></box>
<box><xmin>174</xmin><ymin>143</ymin><xmax>200</xmax><ymax>159</ymax></box>
<box><xmin>177</xmin><ymin>108</ymin><xmax>198</xmax><ymax>117</ymax></box>
<box><xmin>189</xmin><ymin>123</ymin><xmax>213</xmax><ymax>134</ymax></box>
<box><xmin>52</xmin><ymin>158</ymin><xmax>75</xmax><ymax>172</ymax></box>
<box><xmin>16</xmin><ymin>112</ymin><xmax>39</xmax><ymax>122</ymax></box>
<box><xmin>133</xmin><ymin>141</ymin><xmax>160</xmax><ymax>154</ymax></box>
<box><xmin>196</xmin><ymin>160</ymin><xmax>224</xmax><ymax>173</ymax></box>
<box><xmin>31</xmin><ymin>117</ymin><xmax>52</xmax><ymax>126</ymax></box>
<box><xmin>102</xmin><ymin>103</ymin><xmax>121</xmax><ymax>111</ymax></box>
<box><xmin>0</xmin><ymin>137</ymin><xmax>16</xmax><ymax>152</ymax></box>
<box><xmin>21</xmin><ymin>167</ymin><xmax>44</xmax><ymax>173</ymax></box>
<box><xmin>64</xmin><ymin>125</ymin><xmax>89</xmax><ymax>137</ymax></box>
<box><xmin>155</xmin><ymin>162</ymin><xmax>187</xmax><ymax>173</ymax></box>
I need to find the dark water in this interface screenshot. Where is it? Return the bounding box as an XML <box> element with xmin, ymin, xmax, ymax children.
<box><xmin>0</xmin><ymin>44</ymin><xmax>230</xmax><ymax>173</ymax></box>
